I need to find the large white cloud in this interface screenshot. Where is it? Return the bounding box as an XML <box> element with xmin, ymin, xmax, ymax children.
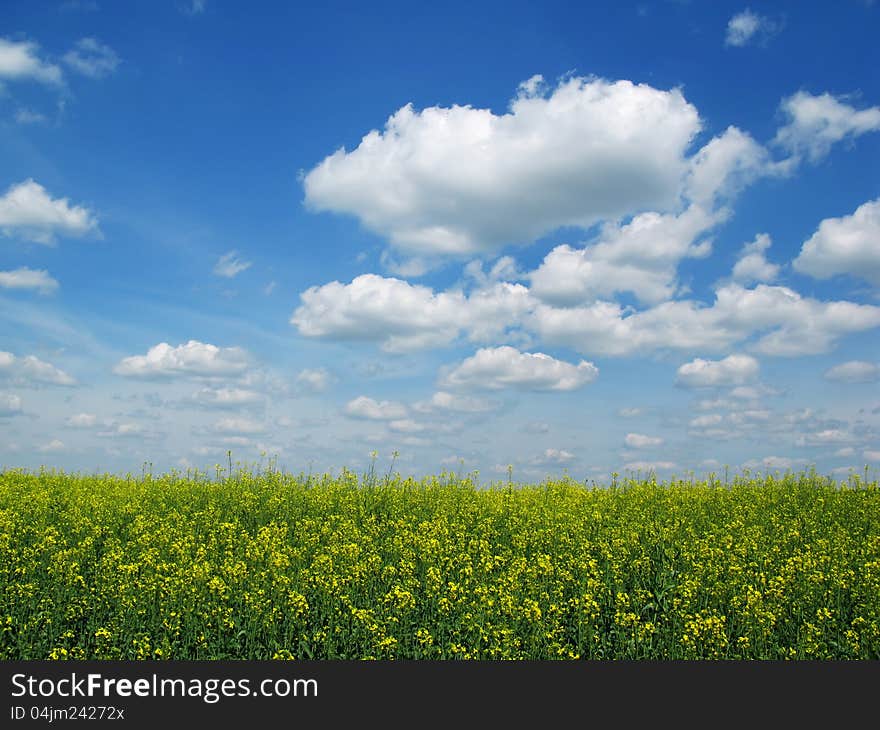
<box><xmin>303</xmin><ymin>75</ymin><xmax>702</xmax><ymax>258</ymax></box>
<box><xmin>0</xmin><ymin>351</ymin><xmax>76</xmax><ymax>386</ymax></box>
<box><xmin>0</xmin><ymin>267</ymin><xmax>59</xmax><ymax>294</ymax></box>
<box><xmin>823</xmin><ymin>361</ymin><xmax>879</xmax><ymax>384</ymax></box>
<box><xmin>530</xmin><ymin>205</ymin><xmax>718</xmax><ymax>306</ymax></box>
<box><xmin>531</xmin><ymin>283</ymin><xmax>880</xmax><ymax>357</ymax></box>
<box><xmin>676</xmin><ymin>354</ymin><xmax>760</xmax><ymax>388</ymax></box>
<box><xmin>114</xmin><ymin>340</ymin><xmax>250</xmax><ymax>379</ymax></box>
<box><xmin>793</xmin><ymin>198</ymin><xmax>880</xmax><ymax>285</ymax></box>
<box><xmin>774</xmin><ymin>92</ymin><xmax>880</xmax><ymax>163</ymax></box>
<box><xmin>291</xmin><ymin>274</ymin><xmax>530</xmax><ymax>352</ymax></box>
<box><xmin>0</xmin><ymin>38</ymin><xmax>62</xmax><ymax>85</ymax></box>
<box><xmin>440</xmin><ymin>346</ymin><xmax>598</xmax><ymax>392</ymax></box>
<box><xmin>344</xmin><ymin>396</ymin><xmax>408</xmax><ymax>420</ymax></box>
<box><xmin>0</xmin><ymin>180</ymin><xmax>98</xmax><ymax>244</ymax></box>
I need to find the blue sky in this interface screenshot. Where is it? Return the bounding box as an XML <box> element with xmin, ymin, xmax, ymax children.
<box><xmin>1</xmin><ymin>0</ymin><xmax>879</xmax><ymax>481</ymax></box>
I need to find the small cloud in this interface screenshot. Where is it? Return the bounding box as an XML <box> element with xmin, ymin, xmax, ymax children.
<box><xmin>625</xmin><ymin>433</ymin><xmax>664</xmax><ymax>449</ymax></box>
<box><xmin>63</xmin><ymin>38</ymin><xmax>120</xmax><ymax>79</ymax></box>
<box><xmin>14</xmin><ymin>108</ymin><xmax>48</xmax><ymax>125</ymax></box>
<box><xmin>65</xmin><ymin>412</ymin><xmax>97</xmax><ymax>428</ymax></box>
<box><xmin>0</xmin><ymin>393</ymin><xmax>23</xmax><ymax>416</ymax></box>
<box><xmin>264</xmin><ymin>281</ymin><xmax>277</xmax><ymax>296</ymax></box>
<box><xmin>38</xmin><ymin>439</ymin><xmax>66</xmax><ymax>452</ymax></box>
<box><xmin>0</xmin><ymin>38</ymin><xmax>63</xmax><ymax>86</ymax></box>
<box><xmin>0</xmin><ymin>267</ymin><xmax>59</xmax><ymax>294</ymax></box>
<box><xmin>823</xmin><ymin>360</ymin><xmax>879</xmax><ymax>384</ymax></box>
<box><xmin>114</xmin><ymin>340</ymin><xmax>249</xmax><ymax>379</ymax></box>
<box><xmin>623</xmin><ymin>460</ymin><xmax>677</xmax><ymax>473</ymax></box>
<box><xmin>0</xmin><ymin>351</ymin><xmax>76</xmax><ymax>386</ymax></box>
<box><xmin>618</xmin><ymin>407</ymin><xmax>642</xmax><ymax>418</ymax></box>
<box><xmin>865</xmin><ymin>449</ymin><xmax>880</xmax><ymax>462</ymax></box>
<box><xmin>676</xmin><ymin>354</ymin><xmax>759</xmax><ymax>388</ymax></box>
<box><xmin>213</xmin><ymin>251</ymin><xmax>252</xmax><ymax>278</ymax></box>
<box><xmin>725</xmin><ymin>9</ymin><xmax>780</xmax><ymax>47</ymax></box>
<box><xmin>295</xmin><ymin>367</ymin><xmax>334</xmax><ymax>394</ymax></box>
<box><xmin>344</xmin><ymin>396</ymin><xmax>407</xmax><ymax>420</ymax></box>
<box><xmin>0</xmin><ymin>179</ymin><xmax>99</xmax><ymax>244</ymax></box>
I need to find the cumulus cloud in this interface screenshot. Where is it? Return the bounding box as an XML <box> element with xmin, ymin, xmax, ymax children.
<box><xmin>190</xmin><ymin>387</ymin><xmax>264</xmax><ymax>408</ymax></box>
<box><xmin>303</xmin><ymin>75</ymin><xmax>701</xmax><ymax>259</ymax></box>
<box><xmin>0</xmin><ymin>267</ymin><xmax>59</xmax><ymax>294</ymax></box>
<box><xmin>63</xmin><ymin>37</ymin><xmax>120</xmax><ymax>78</ymax></box>
<box><xmin>625</xmin><ymin>433</ymin><xmax>664</xmax><ymax>448</ymax></box>
<box><xmin>38</xmin><ymin>439</ymin><xmax>66</xmax><ymax>452</ymax></box>
<box><xmin>0</xmin><ymin>38</ymin><xmax>62</xmax><ymax>85</ymax></box>
<box><xmin>793</xmin><ymin>198</ymin><xmax>880</xmax><ymax>285</ymax></box>
<box><xmin>732</xmin><ymin>233</ymin><xmax>779</xmax><ymax>284</ymax></box>
<box><xmin>0</xmin><ymin>393</ymin><xmax>22</xmax><ymax>416</ymax></box>
<box><xmin>530</xmin><ymin>205</ymin><xmax>719</xmax><ymax>306</ymax></box>
<box><xmin>114</xmin><ymin>341</ymin><xmax>250</xmax><ymax>379</ymax></box>
<box><xmin>823</xmin><ymin>361</ymin><xmax>879</xmax><ymax>384</ymax></box>
<box><xmin>685</xmin><ymin>126</ymin><xmax>774</xmax><ymax>206</ymax></box>
<box><xmin>344</xmin><ymin>396</ymin><xmax>408</xmax><ymax>420</ymax></box>
<box><xmin>623</xmin><ymin>460</ymin><xmax>676</xmax><ymax>472</ymax></box>
<box><xmin>532</xmin><ymin>283</ymin><xmax>880</xmax><ymax>357</ymax></box>
<box><xmin>676</xmin><ymin>354</ymin><xmax>759</xmax><ymax>388</ymax></box>
<box><xmin>0</xmin><ymin>179</ymin><xmax>99</xmax><ymax>244</ymax></box>
<box><xmin>0</xmin><ymin>351</ymin><xmax>76</xmax><ymax>386</ymax></box>
<box><xmin>65</xmin><ymin>413</ymin><xmax>97</xmax><ymax>428</ymax></box>
<box><xmin>295</xmin><ymin>367</ymin><xmax>334</xmax><ymax>394</ymax></box>
<box><xmin>413</xmin><ymin>390</ymin><xmax>500</xmax><ymax>414</ymax></box>
<box><xmin>774</xmin><ymin>92</ymin><xmax>880</xmax><ymax>163</ymax></box>
<box><xmin>725</xmin><ymin>9</ymin><xmax>779</xmax><ymax>47</ymax></box>
<box><xmin>440</xmin><ymin>346</ymin><xmax>598</xmax><ymax>391</ymax></box>
<box><xmin>211</xmin><ymin>417</ymin><xmax>265</xmax><ymax>434</ymax></box>
<box><xmin>213</xmin><ymin>250</ymin><xmax>252</xmax><ymax>278</ymax></box>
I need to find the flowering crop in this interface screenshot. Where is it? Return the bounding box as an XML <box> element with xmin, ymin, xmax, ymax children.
<box><xmin>0</xmin><ymin>467</ymin><xmax>877</xmax><ymax>659</ymax></box>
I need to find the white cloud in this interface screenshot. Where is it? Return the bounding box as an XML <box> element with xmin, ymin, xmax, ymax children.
<box><xmin>65</xmin><ymin>412</ymin><xmax>97</xmax><ymax>428</ymax></box>
<box><xmin>97</xmin><ymin>423</ymin><xmax>148</xmax><ymax>439</ymax></box>
<box><xmin>63</xmin><ymin>38</ymin><xmax>119</xmax><ymax>78</ymax></box>
<box><xmin>623</xmin><ymin>460</ymin><xmax>676</xmax><ymax>472</ymax></box>
<box><xmin>725</xmin><ymin>9</ymin><xmax>778</xmax><ymax>47</ymax></box>
<box><xmin>774</xmin><ymin>92</ymin><xmax>880</xmax><ymax>163</ymax></box>
<box><xmin>413</xmin><ymin>390</ymin><xmax>499</xmax><ymax>414</ymax></box>
<box><xmin>388</xmin><ymin>419</ymin><xmax>426</xmax><ymax>434</ymax></box>
<box><xmin>0</xmin><ymin>393</ymin><xmax>22</xmax><ymax>416</ymax></box>
<box><xmin>685</xmin><ymin>126</ymin><xmax>774</xmax><ymax>206</ymax></box>
<box><xmin>743</xmin><ymin>456</ymin><xmax>805</xmax><ymax>470</ymax></box>
<box><xmin>533</xmin><ymin>284</ymin><xmax>880</xmax><ymax>357</ymax></box>
<box><xmin>440</xmin><ymin>346</ymin><xmax>598</xmax><ymax>392</ymax></box>
<box><xmin>865</xmin><ymin>450</ymin><xmax>880</xmax><ymax>462</ymax></box>
<box><xmin>625</xmin><ymin>433</ymin><xmax>664</xmax><ymax>448</ymax></box>
<box><xmin>619</xmin><ymin>407</ymin><xmax>642</xmax><ymax>418</ymax></box>
<box><xmin>835</xmin><ymin>447</ymin><xmax>855</xmax><ymax>458</ymax></box>
<box><xmin>191</xmin><ymin>387</ymin><xmax>263</xmax><ymax>408</ymax></box>
<box><xmin>213</xmin><ymin>250</ymin><xmax>252</xmax><ymax>278</ymax></box>
<box><xmin>0</xmin><ymin>351</ymin><xmax>76</xmax><ymax>386</ymax></box>
<box><xmin>344</xmin><ymin>396</ymin><xmax>408</xmax><ymax>420</ymax></box>
<box><xmin>793</xmin><ymin>198</ymin><xmax>880</xmax><ymax>285</ymax></box>
<box><xmin>292</xmin><ymin>274</ymin><xmax>465</xmax><ymax>352</ymax></box>
<box><xmin>823</xmin><ymin>360</ymin><xmax>879</xmax><ymax>384</ymax></box>
<box><xmin>797</xmin><ymin>429</ymin><xmax>851</xmax><ymax>445</ymax></box>
<box><xmin>0</xmin><ymin>38</ymin><xmax>62</xmax><ymax>85</ymax></box>
<box><xmin>732</xmin><ymin>233</ymin><xmax>779</xmax><ymax>284</ymax></box>
<box><xmin>303</xmin><ymin>75</ymin><xmax>701</xmax><ymax>259</ymax></box>
<box><xmin>0</xmin><ymin>267</ymin><xmax>58</xmax><ymax>294</ymax></box>
<box><xmin>114</xmin><ymin>340</ymin><xmax>250</xmax><ymax>379</ymax></box>
<box><xmin>295</xmin><ymin>367</ymin><xmax>334</xmax><ymax>393</ymax></box>
<box><xmin>212</xmin><ymin>417</ymin><xmax>265</xmax><ymax>434</ymax></box>
<box><xmin>14</xmin><ymin>108</ymin><xmax>48</xmax><ymax>125</ymax></box>
<box><xmin>690</xmin><ymin>414</ymin><xmax>724</xmax><ymax>429</ymax></box>
<box><xmin>38</xmin><ymin>439</ymin><xmax>66</xmax><ymax>452</ymax></box>
<box><xmin>676</xmin><ymin>354</ymin><xmax>759</xmax><ymax>388</ymax></box>
<box><xmin>0</xmin><ymin>179</ymin><xmax>99</xmax><ymax>244</ymax></box>
<box><xmin>530</xmin><ymin>205</ymin><xmax>719</xmax><ymax>306</ymax></box>
<box><xmin>541</xmin><ymin>448</ymin><xmax>575</xmax><ymax>464</ymax></box>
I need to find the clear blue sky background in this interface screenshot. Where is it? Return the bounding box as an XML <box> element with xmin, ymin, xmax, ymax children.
<box><xmin>1</xmin><ymin>0</ymin><xmax>878</xmax><ymax>481</ymax></box>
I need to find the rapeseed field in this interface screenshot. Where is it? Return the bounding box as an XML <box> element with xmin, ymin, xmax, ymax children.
<box><xmin>1</xmin><ymin>467</ymin><xmax>877</xmax><ymax>659</ymax></box>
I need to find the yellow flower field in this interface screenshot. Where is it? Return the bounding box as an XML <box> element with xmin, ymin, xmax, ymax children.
<box><xmin>1</xmin><ymin>467</ymin><xmax>878</xmax><ymax>659</ymax></box>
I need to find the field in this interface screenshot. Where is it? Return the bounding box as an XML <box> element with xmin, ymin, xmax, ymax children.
<box><xmin>1</xmin><ymin>467</ymin><xmax>878</xmax><ymax>660</ymax></box>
